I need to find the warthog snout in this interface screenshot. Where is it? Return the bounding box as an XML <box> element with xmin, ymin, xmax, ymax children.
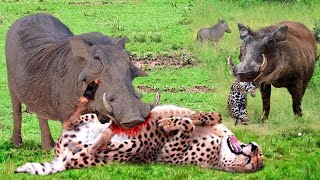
<box><xmin>228</xmin><ymin>54</ymin><xmax>267</xmax><ymax>82</ymax></box>
<box><xmin>120</xmin><ymin>116</ymin><xmax>145</xmax><ymax>128</ymax></box>
<box><xmin>235</xmin><ymin>72</ymin><xmax>255</xmax><ymax>82</ymax></box>
<box><xmin>102</xmin><ymin>92</ymin><xmax>160</xmax><ymax>128</ymax></box>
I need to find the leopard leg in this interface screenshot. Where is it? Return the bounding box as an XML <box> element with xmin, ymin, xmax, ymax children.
<box><xmin>88</xmin><ymin>128</ymin><xmax>114</xmax><ymax>154</ymax></box>
<box><xmin>231</xmin><ymin>106</ymin><xmax>242</xmax><ymax>126</ymax></box>
<box><xmin>157</xmin><ymin>117</ymin><xmax>195</xmax><ymax>164</ymax></box>
<box><xmin>190</xmin><ymin>112</ymin><xmax>222</xmax><ymax>126</ymax></box>
<box><xmin>234</xmin><ymin>118</ymin><xmax>239</xmax><ymax>125</ymax></box>
<box><xmin>63</xmin><ymin>79</ymin><xmax>100</xmax><ymax>130</ymax></box>
<box><xmin>239</xmin><ymin>96</ymin><xmax>250</xmax><ymax>125</ymax></box>
<box><xmin>62</xmin><ymin>97</ymin><xmax>89</xmax><ymax>130</ymax></box>
<box><xmin>104</xmin><ymin>137</ymin><xmax>143</xmax><ymax>162</ymax></box>
<box><xmin>157</xmin><ymin>117</ymin><xmax>195</xmax><ymax>133</ymax></box>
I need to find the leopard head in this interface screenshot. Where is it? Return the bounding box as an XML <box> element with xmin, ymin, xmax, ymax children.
<box><xmin>218</xmin><ymin>134</ymin><xmax>264</xmax><ymax>173</ymax></box>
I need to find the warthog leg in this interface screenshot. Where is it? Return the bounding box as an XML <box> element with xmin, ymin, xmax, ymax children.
<box><xmin>11</xmin><ymin>92</ymin><xmax>23</xmax><ymax>147</ymax></box>
<box><xmin>287</xmin><ymin>81</ymin><xmax>303</xmax><ymax>117</ymax></box>
<box><xmin>38</xmin><ymin>116</ymin><xmax>55</xmax><ymax>150</ymax></box>
<box><xmin>260</xmin><ymin>83</ymin><xmax>271</xmax><ymax>122</ymax></box>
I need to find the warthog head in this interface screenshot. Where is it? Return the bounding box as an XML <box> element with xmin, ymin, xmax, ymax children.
<box><xmin>70</xmin><ymin>33</ymin><xmax>159</xmax><ymax>128</ymax></box>
<box><xmin>219</xmin><ymin>19</ymin><xmax>232</xmax><ymax>33</ymax></box>
<box><xmin>228</xmin><ymin>23</ymin><xmax>288</xmax><ymax>82</ymax></box>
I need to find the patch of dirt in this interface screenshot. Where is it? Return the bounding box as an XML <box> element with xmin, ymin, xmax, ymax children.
<box><xmin>137</xmin><ymin>85</ymin><xmax>160</xmax><ymax>93</ymax></box>
<box><xmin>132</xmin><ymin>53</ymin><xmax>197</xmax><ymax>70</ymax></box>
<box><xmin>184</xmin><ymin>85</ymin><xmax>216</xmax><ymax>93</ymax></box>
<box><xmin>137</xmin><ymin>85</ymin><xmax>215</xmax><ymax>93</ymax></box>
<box><xmin>70</xmin><ymin>1</ymin><xmax>112</xmax><ymax>5</ymax></box>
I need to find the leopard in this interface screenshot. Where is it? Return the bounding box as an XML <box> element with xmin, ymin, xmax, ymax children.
<box><xmin>227</xmin><ymin>79</ymin><xmax>258</xmax><ymax>125</ymax></box>
<box><xmin>15</xmin><ymin>80</ymin><xmax>264</xmax><ymax>175</ymax></box>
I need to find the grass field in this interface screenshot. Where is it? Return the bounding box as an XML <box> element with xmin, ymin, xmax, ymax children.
<box><xmin>1</xmin><ymin>0</ymin><xmax>320</xmax><ymax>179</ymax></box>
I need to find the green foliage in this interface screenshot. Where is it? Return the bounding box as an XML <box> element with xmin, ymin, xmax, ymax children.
<box><xmin>0</xmin><ymin>0</ymin><xmax>320</xmax><ymax>179</ymax></box>
<box><xmin>313</xmin><ymin>20</ymin><xmax>320</xmax><ymax>43</ymax></box>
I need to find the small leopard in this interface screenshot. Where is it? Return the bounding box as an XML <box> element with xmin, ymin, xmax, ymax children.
<box><xmin>15</xmin><ymin>80</ymin><xmax>263</xmax><ymax>175</ymax></box>
<box><xmin>227</xmin><ymin>80</ymin><xmax>257</xmax><ymax>125</ymax></box>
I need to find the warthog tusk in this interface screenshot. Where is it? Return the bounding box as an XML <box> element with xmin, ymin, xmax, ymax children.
<box><xmin>151</xmin><ymin>92</ymin><xmax>160</xmax><ymax>109</ymax></box>
<box><xmin>103</xmin><ymin>93</ymin><xmax>113</xmax><ymax>113</ymax></box>
<box><xmin>106</xmin><ymin>114</ymin><xmax>116</xmax><ymax>122</ymax></box>
<box><xmin>135</xmin><ymin>91</ymin><xmax>143</xmax><ymax>100</ymax></box>
<box><xmin>253</xmin><ymin>54</ymin><xmax>268</xmax><ymax>82</ymax></box>
<box><xmin>227</xmin><ymin>56</ymin><xmax>235</xmax><ymax>76</ymax></box>
<box><xmin>260</xmin><ymin>54</ymin><xmax>268</xmax><ymax>72</ymax></box>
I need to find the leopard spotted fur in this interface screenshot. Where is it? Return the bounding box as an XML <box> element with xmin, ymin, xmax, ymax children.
<box><xmin>227</xmin><ymin>80</ymin><xmax>257</xmax><ymax>125</ymax></box>
<box><xmin>15</xmin><ymin>80</ymin><xmax>263</xmax><ymax>175</ymax></box>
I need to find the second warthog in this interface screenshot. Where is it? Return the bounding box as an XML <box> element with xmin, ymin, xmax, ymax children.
<box><xmin>197</xmin><ymin>19</ymin><xmax>231</xmax><ymax>43</ymax></box>
<box><xmin>228</xmin><ymin>21</ymin><xmax>317</xmax><ymax>121</ymax></box>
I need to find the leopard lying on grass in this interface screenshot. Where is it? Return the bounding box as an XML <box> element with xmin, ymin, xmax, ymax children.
<box><xmin>15</xmin><ymin>80</ymin><xmax>264</xmax><ymax>175</ymax></box>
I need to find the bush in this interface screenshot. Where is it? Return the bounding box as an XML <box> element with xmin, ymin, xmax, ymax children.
<box><xmin>313</xmin><ymin>20</ymin><xmax>320</xmax><ymax>43</ymax></box>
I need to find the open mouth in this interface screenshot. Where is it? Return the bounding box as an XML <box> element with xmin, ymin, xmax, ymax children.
<box><xmin>227</xmin><ymin>135</ymin><xmax>243</xmax><ymax>154</ymax></box>
<box><xmin>227</xmin><ymin>136</ymin><xmax>263</xmax><ymax>170</ymax></box>
<box><xmin>227</xmin><ymin>135</ymin><xmax>253</xmax><ymax>165</ymax></box>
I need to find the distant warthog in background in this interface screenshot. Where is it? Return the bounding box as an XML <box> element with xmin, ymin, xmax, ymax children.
<box><xmin>5</xmin><ymin>13</ymin><xmax>159</xmax><ymax>150</ymax></box>
<box><xmin>228</xmin><ymin>21</ymin><xmax>317</xmax><ymax>121</ymax></box>
<box><xmin>197</xmin><ymin>19</ymin><xmax>231</xmax><ymax>43</ymax></box>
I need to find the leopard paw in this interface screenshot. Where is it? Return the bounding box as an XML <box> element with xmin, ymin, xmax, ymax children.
<box><xmin>157</xmin><ymin>118</ymin><xmax>175</xmax><ymax>132</ymax></box>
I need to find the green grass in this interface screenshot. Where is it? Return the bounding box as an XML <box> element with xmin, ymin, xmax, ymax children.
<box><xmin>1</xmin><ymin>0</ymin><xmax>320</xmax><ymax>179</ymax></box>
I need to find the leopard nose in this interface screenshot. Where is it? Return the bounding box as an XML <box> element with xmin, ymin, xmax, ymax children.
<box><xmin>249</xmin><ymin>142</ymin><xmax>258</xmax><ymax>152</ymax></box>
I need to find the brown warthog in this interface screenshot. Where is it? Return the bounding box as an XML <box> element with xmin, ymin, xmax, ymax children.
<box><xmin>5</xmin><ymin>13</ymin><xmax>159</xmax><ymax>150</ymax></box>
<box><xmin>228</xmin><ymin>21</ymin><xmax>317</xmax><ymax>121</ymax></box>
<box><xmin>196</xmin><ymin>19</ymin><xmax>231</xmax><ymax>43</ymax></box>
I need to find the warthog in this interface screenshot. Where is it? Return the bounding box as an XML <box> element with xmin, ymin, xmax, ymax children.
<box><xmin>5</xmin><ymin>13</ymin><xmax>159</xmax><ymax>150</ymax></box>
<box><xmin>196</xmin><ymin>19</ymin><xmax>231</xmax><ymax>43</ymax></box>
<box><xmin>228</xmin><ymin>21</ymin><xmax>317</xmax><ymax>121</ymax></box>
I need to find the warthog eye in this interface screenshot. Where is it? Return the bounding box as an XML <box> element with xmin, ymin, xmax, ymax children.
<box><xmin>109</xmin><ymin>96</ymin><xmax>115</xmax><ymax>102</ymax></box>
<box><xmin>94</xmin><ymin>55</ymin><xmax>100</xmax><ymax>60</ymax></box>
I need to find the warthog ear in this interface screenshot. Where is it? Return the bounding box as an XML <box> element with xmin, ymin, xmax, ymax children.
<box><xmin>135</xmin><ymin>67</ymin><xmax>148</xmax><ymax>77</ymax></box>
<box><xmin>271</xmin><ymin>25</ymin><xmax>288</xmax><ymax>42</ymax></box>
<box><xmin>238</xmin><ymin>23</ymin><xmax>252</xmax><ymax>40</ymax></box>
<box><xmin>115</xmin><ymin>37</ymin><xmax>127</xmax><ymax>49</ymax></box>
<box><xmin>69</xmin><ymin>37</ymin><xmax>90</xmax><ymax>58</ymax></box>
